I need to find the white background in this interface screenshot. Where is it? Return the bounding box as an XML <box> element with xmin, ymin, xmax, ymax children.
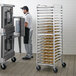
<box><xmin>0</xmin><ymin>0</ymin><xmax>76</xmax><ymax>54</ymax></box>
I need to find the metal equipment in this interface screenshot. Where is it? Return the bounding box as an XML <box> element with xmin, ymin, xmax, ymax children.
<box><xmin>14</xmin><ymin>17</ymin><xmax>25</xmax><ymax>53</ymax></box>
<box><xmin>0</xmin><ymin>4</ymin><xmax>16</xmax><ymax>70</ymax></box>
<box><xmin>36</xmin><ymin>4</ymin><xmax>66</xmax><ymax>73</ymax></box>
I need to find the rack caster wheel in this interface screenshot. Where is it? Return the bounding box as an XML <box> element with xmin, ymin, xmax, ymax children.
<box><xmin>53</xmin><ymin>68</ymin><xmax>58</xmax><ymax>73</ymax></box>
<box><xmin>62</xmin><ymin>62</ymin><xmax>66</xmax><ymax>68</ymax></box>
<box><xmin>11</xmin><ymin>57</ymin><xmax>16</xmax><ymax>62</ymax></box>
<box><xmin>36</xmin><ymin>65</ymin><xmax>41</xmax><ymax>71</ymax></box>
<box><xmin>1</xmin><ymin>64</ymin><xmax>6</xmax><ymax>70</ymax></box>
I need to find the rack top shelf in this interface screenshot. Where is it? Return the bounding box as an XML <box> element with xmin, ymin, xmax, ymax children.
<box><xmin>37</xmin><ymin>4</ymin><xmax>63</xmax><ymax>9</ymax></box>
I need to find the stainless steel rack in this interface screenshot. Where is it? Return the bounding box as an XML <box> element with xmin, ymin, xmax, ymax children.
<box><xmin>36</xmin><ymin>4</ymin><xmax>66</xmax><ymax>73</ymax></box>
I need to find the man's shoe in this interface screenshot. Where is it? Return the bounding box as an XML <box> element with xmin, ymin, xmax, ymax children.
<box><xmin>22</xmin><ymin>56</ymin><xmax>31</xmax><ymax>60</ymax></box>
<box><xmin>31</xmin><ymin>56</ymin><xmax>33</xmax><ymax>58</ymax></box>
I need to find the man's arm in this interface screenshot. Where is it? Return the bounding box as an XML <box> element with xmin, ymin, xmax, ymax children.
<box><xmin>25</xmin><ymin>22</ymin><xmax>28</xmax><ymax>27</ymax></box>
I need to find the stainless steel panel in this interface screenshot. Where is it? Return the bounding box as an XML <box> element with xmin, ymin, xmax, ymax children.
<box><xmin>14</xmin><ymin>17</ymin><xmax>25</xmax><ymax>36</ymax></box>
<box><xmin>20</xmin><ymin>18</ymin><xmax>25</xmax><ymax>36</ymax></box>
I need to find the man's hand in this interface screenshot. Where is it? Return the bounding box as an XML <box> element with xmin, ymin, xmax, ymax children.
<box><xmin>25</xmin><ymin>22</ymin><xmax>28</xmax><ymax>27</ymax></box>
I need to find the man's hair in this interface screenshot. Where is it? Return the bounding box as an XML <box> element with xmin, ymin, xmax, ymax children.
<box><xmin>21</xmin><ymin>6</ymin><xmax>29</xmax><ymax>11</ymax></box>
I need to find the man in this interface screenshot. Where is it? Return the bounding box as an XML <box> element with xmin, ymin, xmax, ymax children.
<box><xmin>21</xmin><ymin>6</ymin><xmax>33</xmax><ymax>60</ymax></box>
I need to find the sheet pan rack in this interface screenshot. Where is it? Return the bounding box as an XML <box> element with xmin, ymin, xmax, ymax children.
<box><xmin>36</xmin><ymin>4</ymin><xmax>66</xmax><ymax>73</ymax></box>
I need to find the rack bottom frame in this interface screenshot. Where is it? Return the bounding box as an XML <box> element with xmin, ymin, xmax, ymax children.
<box><xmin>36</xmin><ymin>59</ymin><xmax>66</xmax><ymax>73</ymax></box>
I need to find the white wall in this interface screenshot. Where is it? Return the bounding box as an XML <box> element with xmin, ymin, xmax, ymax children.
<box><xmin>0</xmin><ymin>0</ymin><xmax>76</xmax><ymax>54</ymax></box>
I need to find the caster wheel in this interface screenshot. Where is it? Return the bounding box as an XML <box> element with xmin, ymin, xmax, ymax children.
<box><xmin>62</xmin><ymin>62</ymin><xmax>66</xmax><ymax>68</ymax></box>
<box><xmin>1</xmin><ymin>64</ymin><xmax>6</xmax><ymax>70</ymax></box>
<box><xmin>53</xmin><ymin>68</ymin><xmax>58</xmax><ymax>73</ymax></box>
<box><xmin>36</xmin><ymin>65</ymin><xmax>41</xmax><ymax>71</ymax></box>
<box><xmin>11</xmin><ymin>57</ymin><xmax>16</xmax><ymax>62</ymax></box>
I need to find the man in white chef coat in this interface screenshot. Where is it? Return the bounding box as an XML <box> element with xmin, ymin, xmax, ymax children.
<box><xmin>21</xmin><ymin>6</ymin><xmax>33</xmax><ymax>60</ymax></box>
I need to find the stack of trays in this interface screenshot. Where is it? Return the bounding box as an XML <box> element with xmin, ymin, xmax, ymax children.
<box><xmin>37</xmin><ymin>35</ymin><xmax>62</xmax><ymax>64</ymax></box>
<box><xmin>37</xmin><ymin>5</ymin><xmax>63</xmax><ymax>65</ymax></box>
